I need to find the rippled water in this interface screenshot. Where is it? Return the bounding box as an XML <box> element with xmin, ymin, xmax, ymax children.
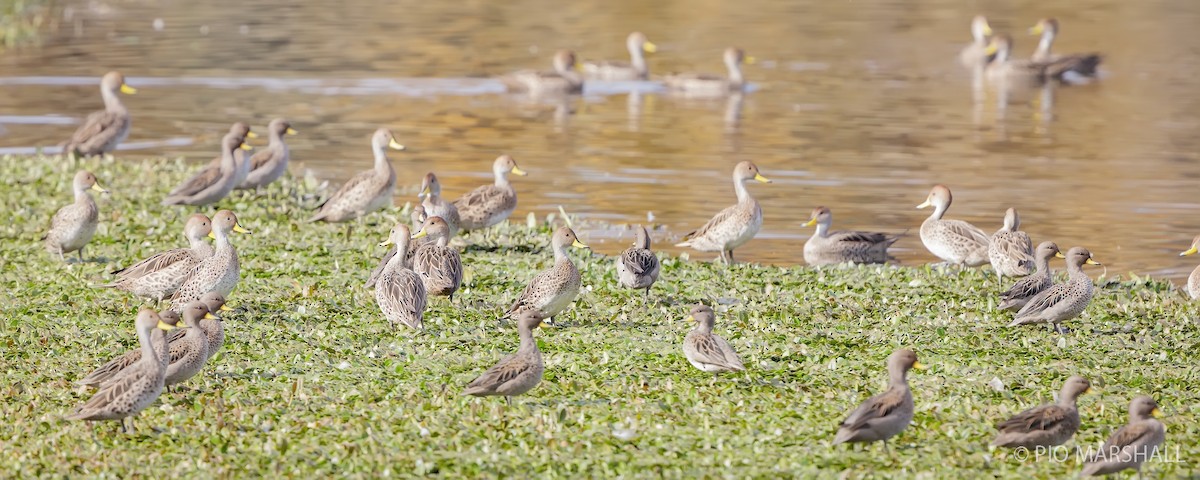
<box><xmin>3</xmin><ymin>0</ymin><xmax>1200</xmax><ymax>280</ymax></box>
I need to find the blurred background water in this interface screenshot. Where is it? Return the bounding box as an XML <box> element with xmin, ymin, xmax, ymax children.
<box><xmin>2</xmin><ymin>0</ymin><xmax>1199</xmax><ymax>279</ymax></box>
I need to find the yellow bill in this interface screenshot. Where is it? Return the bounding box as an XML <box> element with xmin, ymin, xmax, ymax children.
<box><xmin>754</xmin><ymin>173</ymin><xmax>771</xmax><ymax>183</ymax></box>
<box><xmin>388</xmin><ymin>139</ymin><xmax>406</xmax><ymax>151</ymax></box>
<box><xmin>90</xmin><ymin>182</ymin><xmax>109</xmax><ymax>194</ymax></box>
<box><xmin>239</xmin><ymin>142</ymin><xmax>253</xmax><ymax>151</ymax></box>
<box><xmin>233</xmin><ymin>223</ymin><xmax>252</xmax><ymax>234</ymax></box>
<box><xmin>1055</xmin><ymin>251</ymin><xmax>1067</xmax><ymax>259</ymax></box>
<box><xmin>286</xmin><ymin>127</ymin><xmax>298</xmax><ymax>135</ymax></box>
<box><xmin>246</xmin><ymin>131</ymin><xmax>259</xmax><ymax>139</ymax></box>
<box><xmin>803</xmin><ymin>218</ymin><xmax>817</xmax><ymax>227</ymax></box>
<box><xmin>984</xmin><ymin>42</ymin><xmax>999</xmax><ymax>56</ymax></box>
<box><xmin>571</xmin><ymin>239</ymin><xmax>589</xmax><ymax>249</ymax></box>
<box><xmin>203</xmin><ymin>312</ymin><xmax>219</xmax><ymax>320</ymax></box>
<box><xmin>120</xmin><ymin>84</ymin><xmax>137</xmax><ymax>95</ymax></box>
<box><xmin>643</xmin><ymin>41</ymin><xmax>657</xmax><ymax>53</ymax></box>
<box><xmin>411</xmin><ymin>229</ymin><xmax>429</xmax><ymax>240</ymax></box>
<box><xmin>511</xmin><ymin>166</ymin><xmax>528</xmax><ymax>176</ymax></box>
<box><xmin>1151</xmin><ymin>407</ymin><xmax>1164</xmax><ymax>418</ymax></box>
<box><xmin>1085</xmin><ymin>258</ymin><xmax>1102</xmax><ymax>266</ymax></box>
<box><xmin>379</xmin><ymin>239</ymin><xmax>394</xmax><ymax>248</ymax></box>
<box><xmin>745</xmin><ymin>56</ymin><xmax>757</xmax><ymax>65</ymax></box>
<box><xmin>219</xmin><ymin>304</ymin><xmax>235</xmax><ymax>312</ymax></box>
<box><xmin>157</xmin><ymin>320</ymin><xmax>177</xmax><ymax>330</ymax></box>
<box><xmin>683</xmin><ymin>315</ymin><xmax>695</xmax><ymax>323</ymax></box>
<box><xmin>1180</xmin><ymin>247</ymin><xmax>1198</xmax><ymax>257</ymax></box>
<box><xmin>1029</xmin><ymin>22</ymin><xmax>1044</xmax><ymax>35</ymax></box>
<box><xmin>913</xmin><ymin>361</ymin><xmax>929</xmax><ymax>370</ymax></box>
<box><xmin>916</xmin><ymin>198</ymin><xmax>932</xmax><ymax>209</ymax></box>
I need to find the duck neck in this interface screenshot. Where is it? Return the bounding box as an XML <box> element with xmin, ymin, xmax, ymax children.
<box><xmin>101</xmin><ymin>86</ymin><xmax>126</xmax><ymax>113</ymax></box>
<box><xmin>385</xmin><ymin>240</ymin><xmax>410</xmax><ymax>269</ymax></box>
<box><xmin>814</xmin><ymin>220</ymin><xmax>831</xmax><ymax>238</ymax></box>
<box><xmin>494</xmin><ymin>170</ymin><xmax>511</xmax><ymax>188</ymax></box>
<box><xmin>213</xmin><ymin>228</ymin><xmax>233</xmax><ymax>255</ymax></box>
<box><xmin>733</xmin><ymin>178</ymin><xmax>752</xmax><ymax>203</ymax></box>
<box><xmin>1066</xmin><ymin>259</ymin><xmax>1089</xmax><ymax>280</ymax></box>
<box><xmin>372</xmin><ymin>142</ymin><xmax>391</xmax><ymax>174</ymax></box>
<box><xmin>73</xmin><ymin>185</ymin><xmax>94</xmax><ymax>205</ymax></box>
<box><xmin>269</xmin><ymin>128</ymin><xmax>285</xmax><ymax>148</ymax></box>
<box><xmin>189</xmin><ymin>235</ymin><xmax>209</xmax><ymax>251</ymax></box>
<box><xmin>435</xmin><ymin>235</ymin><xmax>449</xmax><ymax>248</ymax></box>
<box><xmin>727</xmin><ymin>60</ymin><xmax>745</xmax><ymax>86</ymax></box>
<box><xmin>928</xmin><ymin>201</ymin><xmax>949</xmax><ymax>221</ymax></box>
<box><xmin>629</xmin><ymin>45</ymin><xmax>647</xmax><ymax>75</ymax></box>
<box><xmin>137</xmin><ymin>324</ymin><xmax>158</xmax><ymax>366</ymax></box>
<box><xmin>552</xmin><ymin>242</ymin><xmax>570</xmax><ymax>263</ymax></box>
<box><xmin>889</xmin><ymin>367</ymin><xmax>908</xmax><ymax>387</ymax></box>
<box><xmin>518</xmin><ymin>323</ymin><xmax>537</xmax><ymax>351</ymax></box>
<box><xmin>1034</xmin><ymin>31</ymin><xmax>1055</xmax><ymax>59</ymax></box>
<box><xmin>1034</xmin><ymin>253</ymin><xmax>1051</xmax><ymax>274</ymax></box>
<box><xmin>221</xmin><ymin>143</ymin><xmax>238</xmax><ymax>173</ymax></box>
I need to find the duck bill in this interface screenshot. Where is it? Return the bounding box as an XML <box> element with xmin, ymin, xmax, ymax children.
<box><xmin>1029</xmin><ymin>23</ymin><xmax>1044</xmax><ymax>35</ymax></box>
<box><xmin>1180</xmin><ymin>247</ymin><xmax>1198</xmax><ymax>257</ymax></box>
<box><xmin>1055</xmin><ymin>251</ymin><xmax>1067</xmax><ymax>259</ymax></box>
<box><xmin>916</xmin><ymin>199</ymin><xmax>932</xmax><ymax>209</ymax></box>
<box><xmin>411</xmin><ymin>229</ymin><xmax>429</xmax><ymax>240</ymax></box>
<box><xmin>571</xmin><ymin>239</ymin><xmax>589</xmax><ymax>249</ymax></box>
<box><xmin>802</xmin><ymin>218</ymin><xmax>817</xmax><ymax>227</ymax></box>
<box><xmin>982</xmin><ymin>24</ymin><xmax>993</xmax><ymax>36</ymax></box>
<box><xmin>232</xmin><ymin>223</ymin><xmax>252</xmax><ymax>234</ymax></box>
<box><xmin>378</xmin><ymin>239</ymin><xmax>394</xmax><ymax>248</ymax></box>
<box><xmin>912</xmin><ymin>361</ymin><xmax>929</xmax><ymax>371</ymax></box>
<box><xmin>683</xmin><ymin>315</ymin><xmax>695</xmax><ymax>323</ymax></box>
<box><xmin>511</xmin><ymin>166</ymin><xmax>528</xmax><ymax>176</ymax></box>
<box><xmin>219</xmin><ymin>304</ymin><xmax>235</xmax><ymax>312</ymax></box>
<box><xmin>207</xmin><ymin>231</ymin><xmax>217</xmax><ymax>240</ymax></box>
<box><xmin>204</xmin><ymin>312</ymin><xmax>220</xmax><ymax>320</ymax></box>
<box><xmin>156</xmin><ymin>320</ymin><xmax>177</xmax><ymax>330</ymax></box>
<box><xmin>120</xmin><ymin>84</ymin><xmax>137</xmax><ymax>95</ymax></box>
<box><xmin>1151</xmin><ymin>407</ymin><xmax>1164</xmax><ymax>418</ymax></box>
<box><xmin>1085</xmin><ymin>258</ymin><xmax>1102</xmax><ymax>266</ymax></box>
<box><xmin>239</xmin><ymin>142</ymin><xmax>253</xmax><ymax>151</ymax></box>
<box><xmin>753</xmin><ymin>173</ymin><xmax>772</xmax><ymax>184</ymax></box>
<box><xmin>984</xmin><ymin>43</ymin><xmax>999</xmax><ymax>55</ymax></box>
<box><xmin>418</xmin><ymin>186</ymin><xmax>431</xmax><ymax>198</ymax></box>
<box><xmin>643</xmin><ymin>41</ymin><xmax>657</xmax><ymax>53</ymax></box>
<box><xmin>90</xmin><ymin>183</ymin><xmax>110</xmax><ymax>194</ymax></box>
<box><xmin>245</xmin><ymin>131</ymin><xmax>259</xmax><ymax>139</ymax></box>
<box><xmin>387</xmin><ymin>139</ymin><xmax>406</xmax><ymax>151</ymax></box>
<box><xmin>1083</xmin><ymin>387</ymin><xmax>1095</xmax><ymax>395</ymax></box>
<box><xmin>744</xmin><ymin>56</ymin><xmax>757</xmax><ymax>65</ymax></box>
<box><xmin>286</xmin><ymin>127</ymin><xmax>299</xmax><ymax>135</ymax></box>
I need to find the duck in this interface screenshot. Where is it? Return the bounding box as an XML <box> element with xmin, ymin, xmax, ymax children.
<box><xmin>501</xmin><ymin>49</ymin><xmax>584</xmax><ymax>95</ymax></box>
<box><xmin>166</xmin><ymin>123</ymin><xmax>255</xmax><ymax>200</ymax></box>
<box><xmin>1176</xmin><ymin>235</ymin><xmax>1200</xmax><ymax>299</ymax></box>
<box><xmin>1080</xmin><ymin>396</ymin><xmax>1166</xmax><ymax>478</ymax></box>
<box><xmin>802</xmin><ymin>206</ymin><xmax>898</xmax><ymax>266</ymax></box>
<box><xmin>675</xmin><ymin>161</ymin><xmax>771</xmax><ymax>264</ymax></box>
<box><xmin>44</xmin><ymin>170</ymin><xmax>108</xmax><ymax>262</ymax></box>
<box><xmin>162</xmin><ymin>130</ymin><xmax>253</xmax><ymax>206</ymax></box>
<box><xmin>1009</xmin><ymin>246</ymin><xmax>1101</xmax><ymax>332</ymax></box>
<box><xmin>76</xmin><ymin>308</ymin><xmax>183</xmax><ymax>388</ymax></box>
<box><xmin>986</xmin><ymin>34</ymin><xmax>1101</xmax><ymax>85</ymax></box>
<box><xmin>410</xmin><ymin>216</ymin><xmax>463</xmax><ymax>300</ymax></box>
<box><xmin>916</xmin><ymin>184</ymin><xmax>990</xmax><ymax>267</ymax></box>
<box><xmin>681</xmin><ymin>304</ymin><xmax>744</xmax><ymax>376</ymax></box>
<box><xmin>833</xmin><ymin>349</ymin><xmax>927</xmax><ymax>452</ymax></box>
<box><xmin>993</xmin><ymin>376</ymin><xmax>1092</xmax><ymax>448</ymax></box>
<box><xmin>170</xmin><ymin>210</ymin><xmax>251</xmax><ymax>311</ymax></box>
<box><xmin>1029</xmin><ymin>18</ymin><xmax>1103</xmax><ymax>81</ymax></box>
<box><xmin>959</xmin><ymin>15</ymin><xmax>995</xmax><ymax>67</ymax></box>
<box><xmin>615</xmin><ymin>225</ymin><xmax>660</xmax><ymax>296</ymax></box>
<box><xmin>103</xmin><ymin>213</ymin><xmax>214</xmax><ymax>302</ymax></box>
<box><xmin>998</xmin><ymin>241</ymin><xmax>1061</xmax><ymax>311</ymax></box>
<box><xmin>504</xmin><ymin>227</ymin><xmax>589</xmax><ymax>322</ymax></box>
<box><xmin>238</xmin><ymin>118</ymin><xmax>297</xmax><ymax>190</ymax></box>
<box><xmin>375</xmin><ymin>223</ymin><xmax>427</xmax><ymax>330</ymax></box>
<box><xmin>165</xmin><ymin>291</ymin><xmax>231</xmax><ymax>362</ymax></box>
<box><xmin>988</xmin><ymin>208</ymin><xmax>1035</xmax><ymax>279</ymax></box>
<box><xmin>162</xmin><ymin>301</ymin><xmax>216</xmax><ymax>387</ymax></box>
<box><xmin>308</xmin><ymin>128</ymin><xmax>405</xmax><ymax>223</ymax></box>
<box><xmin>463</xmin><ymin>310</ymin><xmax>547</xmax><ymax>405</ymax></box>
<box><xmin>663</xmin><ymin>47</ymin><xmax>752</xmax><ymax>96</ymax></box>
<box><xmin>582</xmin><ymin>32</ymin><xmax>656</xmax><ymax>81</ymax></box>
<box><xmin>365</xmin><ymin>206</ymin><xmax>426</xmax><ymax>289</ymax></box>
<box><xmin>62</xmin><ymin>71</ymin><xmax>136</xmax><ymax>159</ymax></box>
<box><xmin>418</xmin><ymin>172</ymin><xmax>461</xmax><ymax>238</ymax></box>
<box><xmin>453</xmin><ymin>155</ymin><xmax>527</xmax><ymax>231</ymax></box>
<box><xmin>67</xmin><ymin>309</ymin><xmax>175</xmax><ymax>433</ymax></box>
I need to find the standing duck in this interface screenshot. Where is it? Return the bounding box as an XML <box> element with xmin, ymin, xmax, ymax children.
<box><xmin>170</xmin><ymin>210</ymin><xmax>251</xmax><ymax>311</ymax></box>
<box><xmin>162</xmin><ymin>302</ymin><xmax>216</xmax><ymax>388</ymax></box>
<box><xmin>501</xmin><ymin>49</ymin><xmax>584</xmax><ymax>95</ymax></box>
<box><xmin>453</xmin><ymin>155</ymin><xmax>527</xmax><ymax>231</ymax></box>
<box><xmin>988</xmin><ymin>208</ymin><xmax>1035</xmax><ymax>279</ymax></box>
<box><xmin>833</xmin><ymin>349</ymin><xmax>927</xmax><ymax>452</ymax></box>
<box><xmin>167</xmin><ymin>123</ymin><xmax>254</xmax><ymax>200</ymax></box>
<box><xmin>664</xmin><ymin>47</ymin><xmax>752</xmax><ymax>96</ymax></box>
<box><xmin>676</xmin><ymin>161</ymin><xmax>771</xmax><ymax>264</ymax></box>
<box><xmin>681</xmin><ymin>304</ymin><xmax>745</xmax><ymax>376</ymax></box>
<box><xmin>993</xmin><ymin>376</ymin><xmax>1092</xmax><ymax>448</ymax></box>
<box><xmin>916</xmin><ymin>184</ymin><xmax>990</xmax><ymax>267</ymax></box>
<box><xmin>463</xmin><ymin>310</ymin><xmax>547</xmax><ymax>405</ymax></box>
<box><xmin>418</xmin><ymin>172</ymin><xmax>461</xmax><ymax>238</ymax></box>
<box><xmin>162</xmin><ymin>131</ymin><xmax>252</xmax><ymax>206</ymax></box>
<box><xmin>410</xmin><ymin>216</ymin><xmax>463</xmax><ymax>300</ymax></box>
<box><xmin>998</xmin><ymin>241</ymin><xmax>1061</xmax><ymax>311</ymax></box>
<box><xmin>1177</xmin><ymin>235</ymin><xmax>1200</xmax><ymax>299</ymax></box>
<box><xmin>504</xmin><ymin>227</ymin><xmax>589</xmax><ymax>322</ymax></box>
<box><xmin>44</xmin><ymin>170</ymin><xmax>108</xmax><ymax>262</ymax></box>
<box><xmin>62</xmin><ymin>71</ymin><xmax>136</xmax><ymax>159</ymax></box>
<box><xmin>1080</xmin><ymin>396</ymin><xmax>1165</xmax><ymax>478</ymax></box>
<box><xmin>582</xmin><ymin>32</ymin><xmax>656</xmax><ymax>81</ymax></box>
<box><xmin>365</xmin><ymin>206</ymin><xmax>426</xmax><ymax>289</ymax></box>
<box><xmin>1010</xmin><ymin>246</ymin><xmax>1101</xmax><ymax>332</ymax></box>
<box><xmin>802</xmin><ymin>206</ymin><xmax>898</xmax><ymax>266</ymax></box>
<box><xmin>238</xmin><ymin>118</ymin><xmax>297</xmax><ymax>190</ymax></box>
<box><xmin>308</xmin><ymin>128</ymin><xmax>406</xmax><ymax>223</ymax></box>
<box><xmin>375</xmin><ymin>223</ymin><xmax>427</xmax><ymax>330</ymax></box>
<box><xmin>67</xmin><ymin>309</ymin><xmax>175</xmax><ymax>433</ymax></box>
<box><xmin>615</xmin><ymin>225</ymin><xmax>660</xmax><ymax>296</ymax></box>
<box><xmin>103</xmin><ymin>213</ymin><xmax>214</xmax><ymax>302</ymax></box>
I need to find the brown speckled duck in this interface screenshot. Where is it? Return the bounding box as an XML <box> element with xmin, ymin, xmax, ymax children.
<box><xmin>62</xmin><ymin>71</ymin><xmax>136</xmax><ymax>159</ymax></box>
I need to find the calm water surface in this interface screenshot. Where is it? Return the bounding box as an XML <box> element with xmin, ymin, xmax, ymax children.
<box><xmin>3</xmin><ymin>0</ymin><xmax>1200</xmax><ymax>280</ymax></box>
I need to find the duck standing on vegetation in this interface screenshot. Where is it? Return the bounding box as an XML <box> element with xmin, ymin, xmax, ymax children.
<box><xmin>1029</xmin><ymin>18</ymin><xmax>1103</xmax><ymax>81</ymax></box>
<box><xmin>501</xmin><ymin>49</ymin><xmax>584</xmax><ymax>95</ymax></box>
<box><xmin>583</xmin><ymin>32</ymin><xmax>656</xmax><ymax>81</ymax></box>
<box><xmin>959</xmin><ymin>15</ymin><xmax>994</xmax><ymax>67</ymax></box>
<box><xmin>833</xmin><ymin>349</ymin><xmax>926</xmax><ymax>452</ymax></box>
<box><xmin>676</xmin><ymin>161</ymin><xmax>771</xmax><ymax>264</ymax></box>
<box><xmin>1176</xmin><ymin>235</ymin><xmax>1200</xmax><ymax>299</ymax></box>
<box><xmin>988</xmin><ymin>208</ymin><xmax>1035</xmax><ymax>280</ymax></box>
<box><xmin>167</xmin><ymin>292</ymin><xmax>231</xmax><ymax>363</ymax></box>
<box><xmin>365</xmin><ymin>206</ymin><xmax>426</xmax><ymax>289</ymax></box>
<box><xmin>44</xmin><ymin>170</ymin><xmax>108</xmax><ymax>262</ymax></box>
<box><xmin>463</xmin><ymin>310</ymin><xmax>547</xmax><ymax>405</ymax></box>
<box><xmin>167</xmin><ymin>123</ymin><xmax>254</xmax><ymax>201</ymax></box>
<box><xmin>410</xmin><ymin>216</ymin><xmax>463</xmax><ymax>300</ymax></box>
<box><xmin>1009</xmin><ymin>246</ymin><xmax>1100</xmax><ymax>332</ymax></box>
<box><xmin>238</xmin><ymin>118</ymin><xmax>296</xmax><ymax>190</ymax></box>
<box><xmin>664</xmin><ymin>47</ymin><xmax>752</xmax><ymax>96</ymax></box>
<box><xmin>616</xmin><ymin>225</ymin><xmax>660</xmax><ymax>296</ymax></box>
<box><xmin>308</xmin><ymin>128</ymin><xmax>405</xmax><ymax>223</ymax></box>
<box><xmin>162</xmin><ymin>131</ymin><xmax>253</xmax><ymax>206</ymax></box>
<box><xmin>992</xmin><ymin>376</ymin><xmax>1091</xmax><ymax>449</ymax></box>
<box><xmin>375</xmin><ymin>223</ymin><xmax>427</xmax><ymax>330</ymax></box>
<box><xmin>916</xmin><ymin>184</ymin><xmax>990</xmax><ymax>267</ymax></box>
<box><xmin>802</xmin><ymin>206</ymin><xmax>898</xmax><ymax>266</ymax></box>
<box><xmin>1080</xmin><ymin>396</ymin><xmax>1165</xmax><ymax>478</ymax></box>
<box><xmin>103</xmin><ymin>214</ymin><xmax>214</xmax><ymax>303</ymax></box>
<box><xmin>170</xmin><ymin>210</ymin><xmax>250</xmax><ymax>311</ymax></box>
<box><xmin>418</xmin><ymin>173</ymin><xmax>461</xmax><ymax>238</ymax></box>
<box><xmin>998</xmin><ymin>241</ymin><xmax>1061</xmax><ymax>311</ymax></box>
<box><xmin>62</xmin><ymin>71</ymin><xmax>136</xmax><ymax>160</ymax></box>
<box><xmin>454</xmin><ymin>155</ymin><xmax>527</xmax><ymax>231</ymax></box>
<box><xmin>681</xmin><ymin>304</ymin><xmax>744</xmax><ymax>376</ymax></box>
<box><xmin>504</xmin><ymin>227</ymin><xmax>589</xmax><ymax>323</ymax></box>
<box><xmin>67</xmin><ymin>309</ymin><xmax>175</xmax><ymax>433</ymax></box>
<box><xmin>161</xmin><ymin>302</ymin><xmax>216</xmax><ymax>388</ymax></box>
